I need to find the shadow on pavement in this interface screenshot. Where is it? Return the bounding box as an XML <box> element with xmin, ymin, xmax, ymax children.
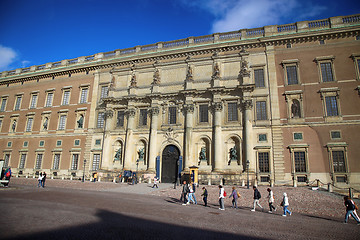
<box><xmin>3</xmin><ymin>209</ymin><xmax>266</xmax><ymax>240</ymax></box>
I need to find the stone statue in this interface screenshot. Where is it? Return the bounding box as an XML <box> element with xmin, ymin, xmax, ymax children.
<box><xmin>130</xmin><ymin>74</ymin><xmax>137</xmax><ymax>87</ymax></box>
<box><xmin>230</xmin><ymin>146</ymin><xmax>237</xmax><ymax>161</ymax></box>
<box><xmin>213</xmin><ymin>63</ymin><xmax>220</xmax><ymax>79</ymax></box>
<box><xmin>153</xmin><ymin>69</ymin><xmax>160</xmax><ymax>85</ymax></box>
<box><xmin>12</xmin><ymin>120</ymin><xmax>16</xmax><ymax>132</ymax></box>
<box><xmin>43</xmin><ymin>117</ymin><xmax>48</xmax><ymax>130</ymax></box>
<box><xmin>199</xmin><ymin>147</ymin><xmax>207</xmax><ymax>163</ymax></box>
<box><xmin>77</xmin><ymin>114</ymin><xmax>84</xmax><ymax>128</ymax></box>
<box><xmin>291</xmin><ymin>100</ymin><xmax>301</xmax><ymax>118</ymax></box>
<box><xmin>114</xmin><ymin>147</ymin><xmax>122</xmax><ymax>162</ymax></box>
<box><xmin>186</xmin><ymin>65</ymin><xmax>193</xmax><ymax>81</ymax></box>
<box><xmin>138</xmin><ymin>148</ymin><xmax>144</xmax><ymax>161</ymax></box>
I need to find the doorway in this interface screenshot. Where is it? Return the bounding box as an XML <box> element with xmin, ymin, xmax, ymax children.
<box><xmin>161</xmin><ymin>145</ymin><xmax>180</xmax><ymax>183</ymax></box>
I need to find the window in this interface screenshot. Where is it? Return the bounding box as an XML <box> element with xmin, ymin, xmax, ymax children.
<box><xmin>95</xmin><ymin>139</ymin><xmax>101</xmax><ymax>145</ymax></box>
<box><xmin>319</xmin><ymin>40</ymin><xmax>325</xmax><ymax>45</ymax></box>
<box><xmin>0</xmin><ymin>97</ymin><xmax>7</xmax><ymax>111</ymax></box>
<box><xmin>39</xmin><ymin>140</ymin><xmax>45</xmax><ymax>147</ymax></box>
<box><xmin>286</xmin><ymin>43</ymin><xmax>292</xmax><ymax>48</ymax></box>
<box><xmin>294</xmin><ymin>132</ymin><xmax>303</xmax><ymax>140</ymax></box>
<box><xmin>258</xmin><ymin>152</ymin><xmax>269</xmax><ymax>173</ymax></box>
<box><xmin>35</xmin><ymin>154</ymin><xmax>43</xmax><ymax>169</ymax></box>
<box><xmin>45</xmin><ymin>92</ymin><xmax>54</xmax><ymax>107</ymax></box>
<box><xmin>62</xmin><ymin>90</ymin><xmax>70</xmax><ymax>105</ymax></box>
<box><xmin>351</xmin><ymin>54</ymin><xmax>360</xmax><ymax>80</ymax></box>
<box><xmin>30</xmin><ymin>94</ymin><xmax>38</xmax><ymax>109</ymax></box>
<box><xmin>14</xmin><ymin>95</ymin><xmax>22</xmax><ymax>110</ymax></box>
<box><xmin>26</xmin><ymin>117</ymin><xmax>33</xmax><ymax>132</ymax></box>
<box><xmin>92</xmin><ymin>154</ymin><xmax>100</xmax><ymax>170</ymax></box>
<box><xmin>23</xmin><ymin>141</ymin><xmax>28</xmax><ymax>147</ymax></box>
<box><xmin>286</xmin><ymin>66</ymin><xmax>298</xmax><ymax>85</ymax></box>
<box><xmin>4</xmin><ymin>154</ymin><xmax>10</xmax><ymax>167</ymax></box>
<box><xmin>19</xmin><ymin>154</ymin><xmax>27</xmax><ymax>168</ymax></box>
<box><xmin>332</xmin><ymin>151</ymin><xmax>346</xmax><ymax>173</ymax></box>
<box><xmin>325</xmin><ymin>96</ymin><xmax>339</xmax><ymax>116</ymax></box>
<box><xmin>199</xmin><ymin>104</ymin><xmax>209</xmax><ymax>123</ymax></box>
<box><xmin>254</xmin><ymin>69</ymin><xmax>265</xmax><ymax>88</ymax></box>
<box><xmin>256</xmin><ymin>101</ymin><xmax>267</xmax><ymax>120</ymax></box>
<box><xmin>259</xmin><ymin>134</ymin><xmax>267</xmax><ymax>142</ymax></box>
<box><xmin>320</xmin><ymin>62</ymin><xmax>334</xmax><ymax>82</ymax></box>
<box><xmin>168</xmin><ymin>106</ymin><xmax>177</xmax><ymax>124</ymax></box>
<box><xmin>58</xmin><ymin>115</ymin><xmax>67</xmax><ymax>130</ymax></box>
<box><xmin>0</xmin><ymin>118</ymin><xmax>2</xmax><ymax>131</ymax></box>
<box><xmin>74</xmin><ymin>139</ymin><xmax>80</xmax><ymax>146</ymax></box>
<box><xmin>71</xmin><ymin>154</ymin><xmax>79</xmax><ymax>170</ymax></box>
<box><xmin>97</xmin><ymin>112</ymin><xmax>105</xmax><ymax>128</ymax></box>
<box><xmin>227</xmin><ymin>102</ymin><xmax>238</xmax><ymax>122</ymax></box>
<box><xmin>7</xmin><ymin>141</ymin><xmax>12</xmax><ymax>147</ymax></box>
<box><xmin>139</xmin><ymin>109</ymin><xmax>148</xmax><ymax>126</ymax></box>
<box><xmin>117</xmin><ymin>111</ymin><xmax>125</xmax><ymax>127</ymax></box>
<box><xmin>294</xmin><ymin>151</ymin><xmax>306</xmax><ymax>172</ymax></box>
<box><xmin>100</xmin><ymin>86</ymin><xmax>108</xmax><ymax>99</ymax></box>
<box><xmin>53</xmin><ymin>154</ymin><xmax>60</xmax><ymax>170</ymax></box>
<box><xmin>331</xmin><ymin>131</ymin><xmax>341</xmax><ymax>139</ymax></box>
<box><xmin>56</xmin><ymin>140</ymin><xmax>62</xmax><ymax>146</ymax></box>
<box><xmin>80</xmin><ymin>88</ymin><xmax>88</xmax><ymax>103</ymax></box>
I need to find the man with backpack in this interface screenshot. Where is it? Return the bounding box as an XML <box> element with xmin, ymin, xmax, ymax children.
<box><xmin>251</xmin><ymin>186</ymin><xmax>263</xmax><ymax>212</ymax></box>
<box><xmin>344</xmin><ymin>196</ymin><xmax>360</xmax><ymax>224</ymax></box>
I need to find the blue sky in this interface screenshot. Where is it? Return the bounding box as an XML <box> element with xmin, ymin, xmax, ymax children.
<box><xmin>1</xmin><ymin>0</ymin><xmax>359</xmax><ymax>71</ymax></box>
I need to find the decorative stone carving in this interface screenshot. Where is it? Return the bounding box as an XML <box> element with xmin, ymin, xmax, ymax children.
<box><xmin>127</xmin><ymin>108</ymin><xmax>136</xmax><ymax>117</ymax></box>
<box><xmin>212</xmin><ymin>63</ymin><xmax>220</xmax><ymax>79</ymax></box>
<box><xmin>130</xmin><ymin>74</ymin><xmax>137</xmax><ymax>87</ymax></box>
<box><xmin>239</xmin><ymin>58</ymin><xmax>251</xmax><ymax>78</ymax></box>
<box><xmin>199</xmin><ymin>147</ymin><xmax>207</xmax><ymax>164</ymax></box>
<box><xmin>138</xmin><ymin>148</ymin><xmax>145</xmax><ymax>161</ymax></box>
<box><xmin>164</xmin><ymin>127</ymin><xmax>178</xmax><ymax>142</ymax></box>
<box><xmin>114</xmin><ymin>147</ymin><xmax>122</xmax><ymax>162</ymax></box>
<box><xmin>229</xmin><ymin>146</ymin><xmax>237</xmax><ymax>161</ymax></box>
<box><xmin>77</xmin><ymin>114</ymin><xmax>84</xmax><ymax>128</ymax></box>
<box><xmin>105</xmin><ymin>110</ymin><xmax>114</xmax><ymax>119</ymax></box>
<box><xmin>150</xmin><ymin>107</ymin><xmax>160</xmax><ymax>116</ymax></box>
<box><xmin>183</xmin><ymin>104</ymin><xmax>194</xmax><ymax>113</ymax></box>
<box><xmin>153</xmin><ymin>69</ymin><xmax>160</xmax><ymax>85</ymax></box>
<box><xmin>242</xmin><ymin>100</ymin><xmax>253</xmax><ymax>110</ymax></box>
<box><xmin>12</xmin><ymin>120</ymin><xmax>16</xmax><ymax>132</ymax></box>
<box><xmin>186</xmin><ymin>65</ymin><xmax>193</xmax><ymax>81</ymax></box>
<box><xmin>43</xmin><ymin>117</ymin><xmax>48</xmax><ymax>130</ymax></box>
<box><xmin>213</xmin><ymin>102</ymin><xmax>223</xmax><ymax>112</ymax></box>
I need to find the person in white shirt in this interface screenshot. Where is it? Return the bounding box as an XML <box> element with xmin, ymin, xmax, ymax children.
<box><xmin>219</xmin><ymin>185</ymin><xmax>225</xmax><ymax>210</ymax></box>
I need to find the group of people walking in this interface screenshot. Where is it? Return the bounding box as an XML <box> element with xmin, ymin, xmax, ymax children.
<box><xmin>37</xmin><ymin>172</ymin><xmax>47</xmax><ymax>188</ymax></box>
<box><xmin>181</xmin><ymin>181</ymin><xmax>292</xmax><ymax>217</ymax></box>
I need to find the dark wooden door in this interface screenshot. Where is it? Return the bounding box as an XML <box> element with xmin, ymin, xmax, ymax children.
<box><xmin>161</xmin><ymin>145</ymin><xmax>179</xmax><ymax>183</ymax></box>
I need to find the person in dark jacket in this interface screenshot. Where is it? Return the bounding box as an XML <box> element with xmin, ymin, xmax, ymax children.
<box><xmin>251</xmin><ymin>186</ymin><xmax>263</xmax><ymax>212</ymax></box>
<box><xmin>181</xmin><ymin>181</ymin><xmax>189</xmax><ymax>205</ymax></box>
<box><xmin>344</xmin><ymin>196</ymin><xmax>360</xmax><ymax>224</ymax></box>
<box><xmin>201</xmin><ymin>187</ymin><xmax>208</xmax><ymax>207</ymax></box>
<box><xmin>41</xmin><ymin>172</ymin><xmax>46</xmax><ymax>188</ymax></box>
<box><xmin>4</xmin><ymin>167</ymin><xmax>11</xmax><ymax>187</ymax></box>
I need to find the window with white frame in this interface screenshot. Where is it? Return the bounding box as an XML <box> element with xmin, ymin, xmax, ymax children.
<box><xmin>58</xmin><ymin>114</ymin><xmax>67</xmax><ymax>130</ymax></box>
<box><xmin>0</xmin><ymin>97</ymin><xmax>7</xmax><ymax>112</ymax></box>
<box><xmin>256</xmin><ymin>101</ymin><xmax>267</xmax><ymax>120</ymax></box>
<box><xmin>282</xmin><ymin>60</ymin><xmax>300</xmax><ymax>85</ymax></box>
<box><xmin>332</xmin><ymin>150</ymin><xmax>346</xmax><ymax>173</ymax></box>
<box><xmin>26</xmin><ymin>117</ymin><xmax>34</xmax><ymax>132</ymax></box>
<box><xmin>14</xmin><ymin>95</ymin><xmax>22</xmax><ymax>110</ymax></box>
<box><xmin>19</xmin><ymin>153</ymin><xmax>27</xmax><ymax>168</ymax></box>
<box><xmin>168</xmin><ymin>106</ymin><xmax>177</xmax><ymax>124</ymax></box>
<box><xmin>4</xmin><ymin>153</ymin><xmax>10</xmax><ymax>167</ymax></box>
<box><xmin>315</xmin><ymin>56</ymin><xmax>336</xmax><ymax>82</ymax></box>
<box><xmin>80</xmin><ymin>87</ymin><xmax>88</xmax><ymax>103</ymax></box>
<box><xmin>199</xmin><ymin>104</ymin><xmax>209</xmax><ymax>123</ymax></box>
<box><xmin>30</xmin><ymin>94</ymin><xmax>38</xmax><ymax>109</ymax></box>
<box><xmin>71</xmin><ymin>154</ymin><xmax>79</xmax><ymax>170</ymax></box>
<box><xmin>254</xmin><ymin>69</ymin><xmax>265</xmax><ymax>88</ymax></box>
<box><xmin>35</xmin><ymin>154</ymin><xmax>43</xmax><ymax>169</ymax></box>
<box><xmin>53</xmin><ymin>154</ymin><xmax>60</xmax><ymax>170</ymax></box>
<box><xmin>45</xmin><ymin>91</ymin><xmax>54</xmax><ymax>107</ymax></box>
<box><xmin>351</xmin><ymin>54</ymin><xmax>360</xmax><ymax>80</ymax></box>
<box><xmin>97</xmin><ymin>112</ymin><xmax>105</xmax><ymax>128</ymax></box>
<box><xmin>92</xmin><ymin>154</ymin><xmax>100</xmax><ymax>170</ymax></box>
<box><xmin>62</xmin><ymin>90</ymin><xmax>70</xmax><ymax>105</ymax></box>
<box><xmin>227</xmin><ymin>102</ymin><xmax>238</xmax><ymax>122</ymax></box>
<box><xmin>100</xmin><ymin>85</ymin><xmax>109</xmax><ymax>99</ymax></box>
<box><xmin>325</xmin><ymin>96</ymin><xmax>339</xmax><ymax>116</ymax></box>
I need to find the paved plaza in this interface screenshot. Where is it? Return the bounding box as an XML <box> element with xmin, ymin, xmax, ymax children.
<box><xmin>0</xmin><ymin>178</ymin><xmax>359</xmax><ymax>240</ymax></box>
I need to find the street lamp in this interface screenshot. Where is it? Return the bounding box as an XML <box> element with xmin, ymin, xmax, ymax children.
<box><xmin>246</xmin><ymin>160</ymin><xmax>250</xmax><ymax>189</ymax></box>
<box><xmin>82</xmin><ymin>159</ymin><xmax>86</xmax><ymax>182</ymax></box>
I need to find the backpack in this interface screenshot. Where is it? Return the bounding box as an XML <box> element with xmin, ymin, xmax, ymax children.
<box><xmin>257</xmin><ymin>191</ymin><xmax>261</xmax><ymax>199</ymax></box>
<box><xmin>5</xmin><ymin>171</ymin><xmax>10</xmax><ymax>177</ymax></box>
<box><xmin>224</xmin><ymin>191</ymin><xmax>227</xmax><ymax>197</ymax></box>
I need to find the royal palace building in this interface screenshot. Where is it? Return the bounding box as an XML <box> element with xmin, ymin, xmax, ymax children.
<box><xmin>1</xmin><ymin>14</ymin><xmax>360</xmax><ymax>187</ymax></box>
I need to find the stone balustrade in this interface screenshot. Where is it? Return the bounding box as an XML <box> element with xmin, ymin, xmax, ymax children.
<box><xmin>1</xmin><ymin>14</ymin><xmax>359</xmax><ymax>78</ymax></box>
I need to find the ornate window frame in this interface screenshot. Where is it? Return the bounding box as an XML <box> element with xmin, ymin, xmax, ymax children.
<box><xmin>254</xmin><ymin>146</ymin><xmax>272</xmax><ymax>184</ymax></box>
<box><xmin>284</xmin><ymin>90</ymin><xmax>304</xmax><ymax>123</ymax></box>
<box><xmin>57</xmin><ymin>110</ymin><xmax>68</xmax><ymax>131</ymax></box>
<box><xmin>351</xmin><ymin>53</ymin><xmax>360</xmax><ymax>81</ymax></box>
<box><xmin>288</xmin><ymin>144</ymin><xmax>309</xmax><ymax>183</ymax></box>
<box><xmin>61</xmin><ymin>86</ymin><xmax>72</xmax><ymax>106</ymax></box>
<box><xmin>319</xmin><ymin>87</ymin><xmax>342</xmax><ymax>122</ymax></box>
<box><xmin>29</xmin><ymin>91</ymin><xmax>39</xmax><ymax>109</ymax></box>
<box><xmin>45</xmin><ymin>89</ymin><xmax>55</xmax><ymax>107</ymax></box>
<box><xmin>326</xmin><ymin>142</ymin><xmax>349</xmax><ymax>184</ymax></box>
<box><xmin>314</xmin><ymin>56</ymin><xmax>336</xmax><ymax>83</ymax></box>
<box><xmin>281</xmin><ymin>59</ymin><xmax>300</xmax><ymax>85</ymax></box>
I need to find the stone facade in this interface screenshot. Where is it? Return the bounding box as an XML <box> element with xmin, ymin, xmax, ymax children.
<box><xmin>1</xmin><ymin>14</ymin><xmax>360</xmax><ymax>187</ymax></box>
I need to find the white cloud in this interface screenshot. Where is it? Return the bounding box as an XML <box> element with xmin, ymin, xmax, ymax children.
<box><xmin>180</xmin><ymin>0</ymin><xmax>327</xmax><ymax>33</ymax></box>
<box><xmin>0</xmin><ymin>45</ymin><xmax>17</xmax><ymax>71</ymax></box>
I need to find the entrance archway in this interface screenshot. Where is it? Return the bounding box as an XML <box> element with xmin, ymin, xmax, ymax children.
<box><xmin>161</xmin><ymin>145</ymin><xmax>180</xmax><ymax>183</ymax></box>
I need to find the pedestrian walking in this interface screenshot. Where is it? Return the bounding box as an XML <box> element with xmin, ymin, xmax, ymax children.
<box><xmin>152</xmin><ymin>177</ymin><xmax>159</xmax><ymax>188</ymax></box>
<box><xmin>41</xmin><ymin>172</ymin><xmax>46</xmax><ymax>188</ymax></box>
<box><xmin>219</xmin><ymin>185</ymin><xmax>225</xmax><ymax>210</ymax></box>
<box><xmin>93</xmin><ymin>172</ymin><xmax>98</xmax><ymax>182</ymax></box>
<box><xmin>37</xmin><ymin>172</ymin><xmax>43</xmax><ymax>187</ymax></box>
<box><xmin>187</xmin><ymin>184</ymin><xmax>197</xmax><ymax>205</ymax></box>
<box><xmin>229</xmin><ymin>186</ymin><xmax>239</xmax><ymax>209</ymax></box>
<box><xmin>181</xmin><ymin>181</ymin><xmax>189</xmax><ymax>205</ymax></box>
<box><xmin>4</xmin><ymin>167</ymin><xmax>11</xmax><ymax>187</ymax></box>
<box><xmin>267</xmin><ymin>188</ymin><xmax>276</xmax><ymax>213</ymax></box>
<box><xmin>343</xmin><ymin>196</ymin><xmax>360</xmax><ymax>224</ymax></box>
<box><xmin>281</xmin><ymin>192</ymin><xmax>292</xmax><ymax>217</ymax></box>
<box><xmin>191</xmin><ymin>182</ymin><xmax>198</xmax><ymax>204</ymax></box>
<box><xmin>201</xmin><ymin>187</ymin><xmax>208</xmax><ymax>207</ymax></box>
<box><xmin>251</xmin><ymin>186</ymin><xmax>263</xmax><ymax>211</ymax></box>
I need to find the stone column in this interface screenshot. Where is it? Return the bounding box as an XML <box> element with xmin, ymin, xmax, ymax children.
<box><xmin>243</xmin><ymin>100</ymin><xmax>255</xmax><ymax>171</ymax></box>
<box><xmin>124</xmin><ymin>108</ymin><xmax>136</xmax><ymax>169</ymax></box>
<box><xmin>101</xmin><ymin>110</ymin><xmax>114</xmax><ymax>170</ymax></box>
<box><xmin>148</xmin><ymin>106</ymin><xmax>159</xmax><ymax>172</ymax></box>
<box><xmin>184</xmin><ymin>104</ymin><xmax>194</xmax><ymax>169</ymax></box>
<box><xmin>213</xmin><ymin>102</ymin><xmax>224</xmax><ymax>171</ymax></box>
